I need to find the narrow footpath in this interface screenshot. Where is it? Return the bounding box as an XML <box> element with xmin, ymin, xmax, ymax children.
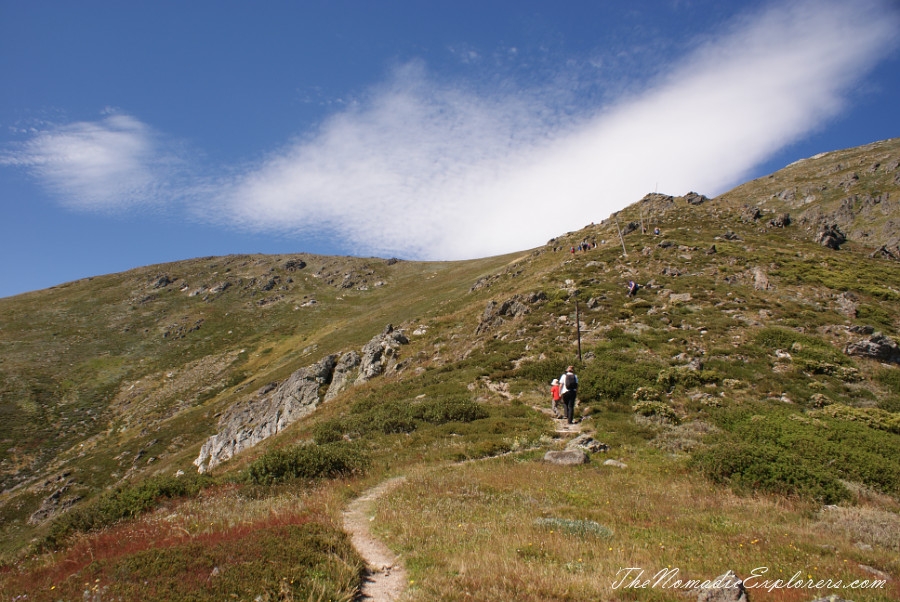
<box><xmin>342</xmin><ymin>476</ymin><xmax>408</xmax><ymax>601</ymax></box>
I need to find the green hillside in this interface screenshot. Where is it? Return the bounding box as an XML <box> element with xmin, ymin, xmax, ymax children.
<box><xmin>1</xmin><ymin>138</ymin><xmax>899</xmax><ymax>601</ymax></box>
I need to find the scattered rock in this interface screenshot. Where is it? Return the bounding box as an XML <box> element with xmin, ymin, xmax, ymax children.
<box><xmin>769</xmin><ymin>213</ymin><xmax>791</xmax><ymax>228</ymax></box>
<box><xmin>816</xmin><ymin>224</ymin><xmax>847</xmax><ymax>250</ymax></box>
<box><xmin>621</xmin><ymin>221</ymin><xmax>640</xmax><ymax>235</ymax></box>
<box><xmin>706</xmin><ymin>245</ymin><xmax>717</xmax><ymax>255</ymax></box>
<box><xmin>723</xmin><ymin>231</ymin><xmax>742</xmax><ymax>241</ymax></box>
<box><xmin>752</xmin><ymin>267</ymin><xmax>769</xmax><ymax>291</ymax></box>
<box><xmin>28</xmin><ymin>483</ymin><xmax>81</xmax><ymax>524</ymax></box>
<box><xmin>870</xmin><ymin>245</ymin><xmax>898</xmax><ymax>260</ymax></box>
<box><xmin>741</xmin><ymin>205</ymin><xmax>762</xmax><ymax>222</ymax></box>
<box><xmin>475</xmin><ymin>295</ymin><xmax>537</xmax><ymax>334</ymax></box>
<box><xmin>683</xmin><ymin>191</ymin><xmax>709</xmax><ymax>205</ymax></box>
<box><xmin>844</xmin><ymin>332</ymin><xmax>900</xmax><ymax>364</ymax></box>
<box><xmin>603</xmin><ymin>459</ymin><xmax>627</xmax><ymax>469</ymax></box>
<box><xmin>834</xmin><ymin>291</ymin><xmax>859</xmax><ymax>318</ymax></box>
<box><xmin>544</xmin><ymin>450</ymin><xmax>588</xmax><ymax>465</ymax></box>
<box><xmin>669</xmin><ymin>292</ymin><xmax>692</xmax><ymax>303</ymax></box>
<box><xmin>283</xmin><ymin>258</ymin><xmax>307</xmax><ymax>271</ymax></box>
<box><xmin>151</xmin><ymin>274</ymin><xmax>173</xmax><ymax>289</ymax></box>
<box><xmin>857</xmin><ymin>564</ymin><xmax>891</xmax><ymax>581</ymax></box>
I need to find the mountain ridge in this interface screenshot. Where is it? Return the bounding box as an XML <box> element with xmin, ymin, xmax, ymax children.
<box><xmin>1</xmin><ymin>137</ymin><xmax>899</xmax><ymax>601</ymax></box>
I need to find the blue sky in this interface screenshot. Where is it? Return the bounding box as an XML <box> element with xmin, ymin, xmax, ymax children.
<box><xmin>1</xmin><ymin>0</ymin><xmax>898</xmax><ymax>299</ymax></box>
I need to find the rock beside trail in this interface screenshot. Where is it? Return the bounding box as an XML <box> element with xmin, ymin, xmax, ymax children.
<box><xmin>544</xmin><ymin>449</ymin><xmax>588</xmax><ymax>465</ymax></box>
<box><xmin>195</xmin><ymin>325</ymin><xmax>408</xmax><ymax>473</ymax></box>
<box><xmin>694</xmin><ymin>570</ymin><xmax>748</xmax><ymax>602</ymax></box>
<box><xmin>566</xmin><ymin>434</ymin><xmax>609</xmax><ymax>453</ymax></box>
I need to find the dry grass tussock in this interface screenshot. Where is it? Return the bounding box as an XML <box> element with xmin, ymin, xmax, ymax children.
<box><xmin>816</xmin><ymin>505</ymin><xmax>900</xmax><ymax>552</ymax></box>
<box><xmin>371</xmin><ymin>451</ymin><xmax>900</xmax><ymax>601</ymax></box>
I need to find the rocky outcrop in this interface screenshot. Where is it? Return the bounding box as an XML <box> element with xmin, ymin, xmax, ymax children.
<box><xmin>475</xmin><ymin>293</ymin><xmax>545</xmax><ymax>334</ymax></box>
<box><xmin>844</xmin><ymin>332</ymin><xmax>900</xmax><ymax>364</ymax></box>
<box><xmin>683</xmin><ymin>191</ymin><xmax>709</xmax><ymax>206</ymax></box>
<box><xmin>194</xmin><ymin>325</ymin><xmax>408</xmax><ymax>473</ymax></box>
<box><xmin>194</xmin><ymin>355</ymin><xmax>337</xmax><ymax>473</ymax></box>
<box><xmin>357</xmin><ymin>325</ymin><xmax>408</xmax><ymax>383</ymax></box>
<box><xmin>324</xmin><ymin>350</ymin><xmax>361</xmax><ymax>402</ymax></box>
<box><xmin>816</xmin><ymin>224</ymin><xmax>847</xmax><ymax>249</ymax></box>
<box><xmin>768</xmin><ymin>212</ymin><xmax>791</xmax><ymax>228</ymax></box>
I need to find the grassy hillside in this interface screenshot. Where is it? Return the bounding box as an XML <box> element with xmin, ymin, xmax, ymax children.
<box><xmin>1</xmin><ymin>138</ymin><xmax>899</xmax><ymax>601</ymax></box>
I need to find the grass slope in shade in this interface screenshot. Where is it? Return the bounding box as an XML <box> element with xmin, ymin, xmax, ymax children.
<box><xmin>1</xmin><ymin>137</ymin><xmax>900</xmax><ymax>599</ymax></box>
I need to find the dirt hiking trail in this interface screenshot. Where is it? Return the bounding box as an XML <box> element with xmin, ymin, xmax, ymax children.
<box><xmin>342</xmin><ymin>476</ymin><xmax>408</xmax><ymax>601</ymax></box>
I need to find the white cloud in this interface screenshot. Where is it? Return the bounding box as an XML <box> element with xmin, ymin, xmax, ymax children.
<box><xmin>3</xmin><ymin>0</ymin><xmax>897</xmax><ymax>261</ymax></box>
<box><xmin>1</xmin><ymin>113</ymin><xmax>181</xmax><ymax>212</ymax></box>
<box><xmin>214</xmin><ymin>0</ymin><xmax>898</xmax><ymax>260</ymax></box>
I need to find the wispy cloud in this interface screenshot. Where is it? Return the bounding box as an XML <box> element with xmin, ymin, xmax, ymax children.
<box><xmin>214</xmin><ymin>0</ymin><xmax>898</xmax><ymax>259</ymax></box>
<box><xmin>3</xmin><ymin>0</ymin><xmax>897</xmax><ymax>260</ymax></box>
<box><xmin>1</xmin><ymin>113</ymin><xmax>184</xmax><ymax>212</ymax></box>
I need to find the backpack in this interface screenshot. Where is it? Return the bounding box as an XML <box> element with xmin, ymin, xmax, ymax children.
<box><xmin>564</xmin><ymin>373</ymin><xmax>577</xmax><ymax>391</ymax></box>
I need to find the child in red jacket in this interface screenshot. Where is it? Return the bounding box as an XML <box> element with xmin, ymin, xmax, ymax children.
<box><xmin>550</xmin><ymin>379</ymin><xmax>561</xmax><ymax>418</ymax></box>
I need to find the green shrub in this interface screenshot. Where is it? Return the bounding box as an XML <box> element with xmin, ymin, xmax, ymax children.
<box><xmin>247</xmin><ymin>441</ymin><xmax>368</xmax><ymax>485</ymax></box>
<box><xmin>692</xmin><ymin>441</ymin><xmax>850</xmax><ymax>504</ymax></box>
<box><xmin>632</xmin><ymin>386</ymin><xmax>662</xmax><ymax>402</ymax></box>
<box><xmin>755</xmin><ymin>328</ymin><xmax>848</xmax><ymax>366</ymax></box>
<box><xmin>794</xmin><ymin>359</ymin><xmax>861</xmax><ymax>382</ymax></box>
<box><xmin>312</xmin><ymin>419</ymin><xmax>345</xmax><ymax>444</ymax></box>
<box><xmin>43</xmin><ymin>473</ymin><xmax>212</xmax><ymax>550</ymax></box>
<box><xmin>876</xmin><ymin>368</ymin><xmax>900</xmax><ymax>394</ymax></box>
<box><xmin>413</xmin><ymin>396</ymin><xmax>489</xmax><ymax>424</ymax></box>
<box><xmin>809</xmin><ymin>404</ymin><xmax>900</xmax><ymax>434</ymax></box>
<box><xmin>657</xmin><ymin>366</ymin><xmax>721</xmax><ymax>390</ymax></box>
<box><xmin>701</xmin><ymin>406</ymin><xmax>900</xmax><ymax>498</ymax></box>
<box><xmin>632</xmin><ymin>401</ymin><xmax>679</xmax><ymax>424</ymax></box>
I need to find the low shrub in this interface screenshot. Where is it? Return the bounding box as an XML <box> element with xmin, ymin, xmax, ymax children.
<box><xmin>701</xmin><ymin>406</ymin><xmax>900</xmax><ymax>498</ymax></box>
<box><xmin>632</xmin><ymin>386</ymin><xmax>662</xmax><ymax>402</ymax></box>
<box><xmin>43</xmin><ymin>473</ymin><xmax>212</xmax><ymax>550</ymax></box>
<box><xmin>247</xmin><ymin>441</ymin><xmax>368</xmax><ymax>485</ymax></box>
<box><xmin>691</xmin><ymin>441</ymin><xmax>850</xmax><ymax>504</ymax></box>
<box><xmin>312</xmin><ymin>419</ymin><xmax>345</xmax><ymax>444</ymax></box>
<box><xmin>809</xmin><ymin>403</ymin><xmax>900</xmax><ymax>434</ymax></box>
<box><xmin>657</xmin><ymin>366</ymin><xmax>721</xmax><ymax>390</ymax></box>
<box><xmin>632</xmin><ymin>401</ymin><xmax>679</xmax><ymax>424</ymax></box>
<box><xmin>413</xmin><ymin>396</ymin><xmax>489</xmax><ymax>424</ymax></box>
